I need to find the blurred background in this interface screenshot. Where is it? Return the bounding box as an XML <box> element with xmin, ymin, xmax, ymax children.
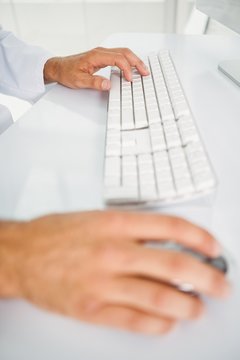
<box><xmin>0</xmin><ymin>0</ymin><xmax>235</xmax><ymax>120</ymax></box>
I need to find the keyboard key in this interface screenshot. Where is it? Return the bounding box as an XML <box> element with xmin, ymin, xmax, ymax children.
<box><xmin>138</xmin><ymin>154</ymin><xmax>152</xmax><ymax>165</ymax></box>
<box><xmin>109</xmin><ymin>72</ymin><xmax>120</xmax><ymax>101</ymax></box>
<box><xmin>180</xmin><ymin>127</ymin><xmax>199</xmax><ymax>144</ymax></box>
<box><xmin>108</xmin><ymin>115</ymin><xmax>121</xmax><ymax>130</ymax></box>
<box><xmin>122</xmin><ymin>131</ymin><xmax>135</xmax><ymax>146</ymax></box>
<box><xmin>154</xmin><ymin>151</ymin><xmax>171</xmax><ymax>170</ymax></box>
<box><xmin>147</xmin><ymin>109</ymin><xmax>161</xmax><ymax>124</ymax></box>
<box><xmin>106</xmin><ymin>130</ymin><xmax>121</xmax><ymax>146</ymax></box>
<box><xmin>122</xmin><ymin>108</ymin><xmax>134</xmax><ymax>130</ymax></box>
<box><xmin>134</xmin><ymin>109</ymin><xmax>148</xmax><ymax>129</ymax></box>
<box><xmin>151</xmin><ymin>135</ymin><xmax>166</xmax><ymax>152</ymax></box>
<box><xmin>122</xmin><ymin>145</ymin><xmax>136</xmax><ymax>156</ymax></box>
<box><xmin>105</xmin><ymin>51</ymin><xmax>217</xmax><ymax>206</ymax></box>
<box><xmin>193</xmin><ymin>171</ymin><xmax>216</xmax><ymax>191</ymax></box>
<box><xmin>140</xmin><ymin>173</ymin><xmax>155</xmax><ymax>185</ymax></box>
<box><xmin>159</xmin><ymin>104</ymin><xmax>175</xmax><ymax>121</ymax></box>
<box><xmin>108</xmin><ymin>99</ymin><xmax>120</xmax><ymax>110</ymax></box>
<box><xmin>106</xmin><ymin>144</ymin><xmax>121</xmax><ymax>156</ymax></box>
<box><xmin>158</xmin><ymin>182</ymin><xmax>176</xmax><ymax>199</ymax></box>
<box><xmin>105</xmin><ymin>186</ymin><xmax>139</xmax><ymax>203</ymax></box>
<box><xmin>122</xmin><ymin>155</ymin><xmax>137</xmax><ymax>165</ymax></box>
<box><xmin>185</xmin><ymin>142</ymin><xmax>207</xmax><ymax>164</ymax></box>
<box><xmin>139</xmin><ymin>164</ymin><xmax>154</xmax><ymax>176</ymax></box>
<box><xmin>140</xmin><ymin>184</ymin><xmax>158</xmax><ymax>201</ymax></box>
<box><xmin>105</xmin><ymin>157</ymin><xmax>121</xmax><ymax>177</ymax></box>
<box><xmin>135</xmin><ymin>129</ymin><xmax>151</xmax><ymax>154</ymax></box>
<box><xmin>175</xmin><ymin>178</ymin><xmax>194</xmax><ymax>195</ymax></box>
<box><xmin>104</xmin><ymin>176</ymin><xmax>120</xmax><ymax>187</ymax></box>
<box><xmin>156</xmin><ymin>169</ymin><xmax>172</xmax><ymax>183</ymax></box>
<box><xmin>174</xmin><ymin>102</ymin><xmax>191</xmax><ymax>118</ymax></box>
<box><xmin>123</xmin><ymin>174</ymin><xmax>138</xmax><ymax>187</ymax></box>
<box><xmin>164</xmin><ymin>131</ymin><xmax>181</xmax><ymax>148</ymax></box>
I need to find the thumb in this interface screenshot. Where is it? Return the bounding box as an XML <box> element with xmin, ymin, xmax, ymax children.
<box><xmin>82</xmin><ymin>74</ymin><xmax>111</xmax><ymax>91</ymax></box>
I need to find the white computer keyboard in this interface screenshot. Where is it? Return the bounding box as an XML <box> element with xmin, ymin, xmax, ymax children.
<box><xmin>104</xmin><ymin>50</ymin><xmax>217</xmax><ymax>206</ymax></box>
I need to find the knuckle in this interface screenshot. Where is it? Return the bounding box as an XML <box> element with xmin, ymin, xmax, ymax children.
<box><xmin>116</xmin><ymin>52</ymin><xmax>124</xmax><ymax>59</ymax></box>
<box><xmin>70</xmin><ymin>291</ymin><xmax>103</xmax><ymax>320</ymax></box>
<box><xmin>91</xmin><ymin>210</ymin><xmax>119</xmax><ymax>229</ymax></box>
<box><xmin>125</xmin><ymin>312</ymin><xmax>147</xmax><ymax>333</ymax></box>
<box><xmin>88</xmin><ymin>48</ymin><xmax>100</xmax><ymax>60</ymax></box>
<box><xmin>208</xmin><ymin>270</ymin><xmax>225</xmax><ymax>294</ymax></box>
<box><xmin>95</xmin><ymin>242</ymin><xmax>127</xmax><ymax>268</ymax></box>
<box><xmin>168</xmin><ymin>216</ymin><xmax>185</xmax><ymax>231</ymax></box>
<box><xmin>159</xmin><ymin>319</ymin><xmax>176</xmax><ymax>335</ymax></box>
<box><xmin>150</xmin><ymin>288</ymin><xmax>168</xmax><ymax>310</ymax></box>
<box><xmin>95</xmin><ymin>243</ymin><xmax>117</xmax><ymax>260</ymax></box>
<box><xmin>122</xmin><ymin>47</ymin><xmax>132</xmax><ymax>55</ymax></box>
<box><xmin>200</xmin><ymin>229</ymin><xmax>215</xmax><ymax>249</ymax></box>
<box><xmin>70</xmin><ymin>74</ymin><xmax>80</xmax><ymax>86</ymax></box>
<box><xmin>93</xmin><ymin>211</ymin><xmax>129</xmax><ymax>238</ymax></box>
<box><xmin>125</xmin><ymin>313</ymin><xmax>176</xmax><ymax>335</ymax></box>
<box><xmin>117</xmin><ymin>248</ymin><xmax>137</xmax><ymax>268</ymax></box>
<box><xmin>78</xmin><ymin>294</ymin><xmax>102</xmax><ymax>318</ymax></box>
<box><xmin>190</xmin><ymin>298</ymin><xmax>204</xmax><ymax>319</ymax></box>
<box><xmin>91</xmin><ymin>47</ymin><xmax>99</xmax><ymax>54</ymax></box>
<box><xmin>92</xmin><ymin>77</ymin><xmax>101</xmax><ymax>88</ymax></box>
<box><xmin>103</xmin><ymin>211</ymin><xmax>127</xmax><ymax>232</ymax></box>
<box><xmin>168</xmin><ymin>253</ymin><xmax>187</xmax><ymax>276</ymax></box>
<box><xmin>135</xmin><ymin>58</ymin><xmax>143</xmax><ymax>65</ymax></box>
<box><xmin>115</xmin><ymin>53</ymin><xmax>126</xmax><ymax>64</ymax></box>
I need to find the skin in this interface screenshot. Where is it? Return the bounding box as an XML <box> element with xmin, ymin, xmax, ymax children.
<box><xmin>43</xmin><ymin>47</ymin><xmax>149</xmax><ymax>90</ymax></box>
<box><xmin>0</xmin><ymin>48</ymin><xmax>230</xmax><ymax>335</ymax></box>
<box><xmin>0</xmin><ymin>211</ymin><xmax>230</xmax><ymax>335</ymax></box>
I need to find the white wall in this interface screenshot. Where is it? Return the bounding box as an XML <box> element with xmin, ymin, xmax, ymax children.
<box><xmin>0</xmin><ymin>0</ymin><xmax>194</xmax><ymax>120</ymax></box>
<box><xmin>0</xmin><ymin>1</ymin><xmax>195</xmax><ymax>54</ymax></box>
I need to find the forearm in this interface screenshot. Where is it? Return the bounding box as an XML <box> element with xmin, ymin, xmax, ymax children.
<box><xmin>0</xmin><ymin>221</ymin><xmax>22</xmax><ymax>298</ymax></box>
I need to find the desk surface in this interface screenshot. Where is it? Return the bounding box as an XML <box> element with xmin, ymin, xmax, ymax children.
<box><xmin>0</xmin><ymin>34</ymin><xmax>240</xmax><ymax>360</ymax></box>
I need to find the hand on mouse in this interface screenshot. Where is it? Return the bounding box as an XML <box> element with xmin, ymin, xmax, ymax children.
<box><xmin>43</xmin><ymin>47</ymin><xmax>149</xmax><ymax>91</ymax></box>
<box><xmin>0</xmin><ymin>211</ymin><xmax>230</xmax><ymax>335</ymax></box>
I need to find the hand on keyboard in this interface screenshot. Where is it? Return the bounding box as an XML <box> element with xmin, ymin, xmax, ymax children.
<box><xmin>8</xmin><ymin>211</ymin><xmax>230</xmax><ymax>335</ymax></box>
<box><xmin>44</xmin><ymin>47</ymin><xmax>149</xmax><ymax>91</ymax></box>
<box><xmin>104</xmin><ymin>51</ymin><xmax>217</xmax><ymax>206</ymax></box>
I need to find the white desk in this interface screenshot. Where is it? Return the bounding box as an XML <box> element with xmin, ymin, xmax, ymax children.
<box><xmin>0</xmin><ymin>34</ymin><xmax>240</xmax><ymax>360</ymax></box>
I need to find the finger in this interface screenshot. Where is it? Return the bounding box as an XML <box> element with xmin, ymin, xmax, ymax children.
<box><xmin>110</xmin><ymin>53</ymin><xmax>132</xmax><ymax>81</ymax></box>
<box><xmin>84</xmin><ymin>304</ymin><xmax>176</xmax><ymax>335</ymax></box>
<box><xmin>116</xmin><ymin>245</ymin><xmax>230</xmax><ymax>299</ymax></box>
<box><xmin>103</xmin><ymin>277</ymin><xmax>204</xmax><ymax>321</ymax></box>
<box><xmin>75</xmin><ymin>73</ymin><xmax>111</xmax><ymax>91</ymax></box>
<box><xmin>107</xmin><ymin>211</ymin><xmax>221</xmax><ymax>258</ymax></box>
<box><xmin>112</xmin><ymin>47</ymin><xmax>150</xmax><ymax>76</ymax></box>
<box><xmin>91</xmin><ymin>51</ymin><xmax>133</xmax><ymax>81</ymax></box>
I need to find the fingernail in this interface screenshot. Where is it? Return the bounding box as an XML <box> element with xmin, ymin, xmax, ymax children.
<box><xmin>102</xmin><ymin>79</ymin><xmax>110</xmax><ymax>90</ymax></box>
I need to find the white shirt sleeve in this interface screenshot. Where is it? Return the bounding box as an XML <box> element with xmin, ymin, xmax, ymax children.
<box><xmin>0</xmin><ymin>27</ymin><xmax>53</xmax><ymax>102</ymax></box>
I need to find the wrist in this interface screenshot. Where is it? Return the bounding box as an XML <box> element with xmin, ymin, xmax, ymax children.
<box><xmin>0</xmin><ymin>221</ymin><xmax>26</xmax><ymax>298</ymax></box>
<box><xmin>44</xmin><ymin>57</ymin><xmax>62</xmax><ymax>84</ymax></box>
